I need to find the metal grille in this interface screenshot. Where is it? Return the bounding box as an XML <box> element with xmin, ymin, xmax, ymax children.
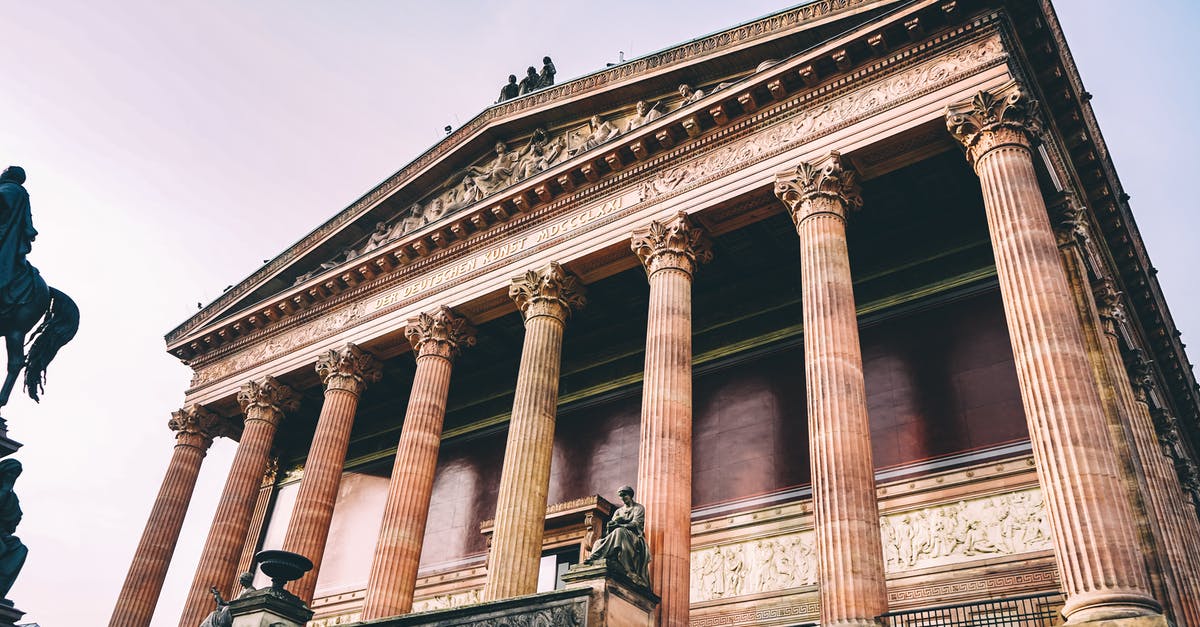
<box><xmin>878</xmin><ymin>592</ymin><xmax>1066</xmax><ymax>626</ymax></box>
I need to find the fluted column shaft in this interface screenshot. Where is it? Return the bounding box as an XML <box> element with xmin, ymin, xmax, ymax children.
<box><xmin>776</xmin><ymin>153</ymin><xmax>887</xmax><ymax>627</ymax></box>
<box><xmin>234</xmin><ymin>464</ymin><xmax>277</xmax><ymax>582</ymax></box>
<box><xmin>483</xmin><ymin>262</ymin><xmax>585</xmax><ymax>601</ymax></box>
<box><xmin>362</xmin><ymin>307</ymin><xmax>475</xmax><ymax>619</ymax></box>
<box><xmin>110</xmin><ymin>407</ymin><xmax>219</xmax><ymax>627</ymax></box>
<box><xmin>632</xmin><ymin>212</ymin><xmax>711</xmax><ymax>626</ymax></box>
<box><xmin>283</xmin><ymin>344</ymin><xmax>382</xmax><ymax>603</ymax></box>
<box><xmin>947</xmin><ymin>81</ymin><xmax>1160</xmax><ymax>622</ymax></box>
<box><xmin>177</xmin><ymin>377</ymin><xmax>297</xmax><ymax>627</ymax></box>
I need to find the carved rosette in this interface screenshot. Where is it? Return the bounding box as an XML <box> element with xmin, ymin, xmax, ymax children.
<box><xmin>405</xmin><ymin>306</ymin><xmax>478</xmax><ymax>361</ymax></box>
<box><xmin>508</xmin><ymin>261</ymin><xmax>587</xmax><ymax>322</ymax></box>
<box><xmin>631</xmin><ymin>211</ymin><xmax>713</xmax><ymax>277</ymax></box>
<box><xmin>237</xmin><ymin>375</ymin><xmax>300</xmax><ymax>426</ymax></box>
<box><xmin>773</xmin><ymin>151</ymin><xmax>863</xmax><ymax>227</ymax></box>
<box><xmin>316</xmin><ymin>343</ymin><xmax>383</xmax><ymax>395</ymax></box>
<box><xmin>945</xmin><ymin>80</ymin><xmax>1043</xmax><ymax>166</ymax></box>
<box><xmin>167</xmin><ymin>404</ymin><xmax>227</xmax><ymax>450</ymax></box>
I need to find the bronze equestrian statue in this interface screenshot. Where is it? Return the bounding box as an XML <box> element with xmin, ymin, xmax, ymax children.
<box><xmin>0</xmin><ymin>166</ymin><xmax>78</xmax><ymax>418</ymax></box>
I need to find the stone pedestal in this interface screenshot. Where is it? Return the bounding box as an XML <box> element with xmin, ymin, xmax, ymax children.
<box><xmin>562</xmin><ymin>562</ymin><xmax>659</xmax><ymax>627</ymax></box>
<box><xmin>0</xmin><ymin>603</ymin><xmax>24</xmax><ymax>627</ymax></box>
<box><xmin>227</xmin><ymin>588</ymin><xmax>313</xmax><ymax>627</ymax></box>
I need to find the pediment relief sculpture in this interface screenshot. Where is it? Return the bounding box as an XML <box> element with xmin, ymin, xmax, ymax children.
<box><xmin>289</xmin><ymin>84</ymin><xmax>715</xmax><ymax>285</ymax></box>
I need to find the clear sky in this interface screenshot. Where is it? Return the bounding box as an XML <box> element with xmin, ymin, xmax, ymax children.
<box><xmin>1</xmin><ymin>1</ymin><xmax>1197</xmax><ymax>625</ymax></box>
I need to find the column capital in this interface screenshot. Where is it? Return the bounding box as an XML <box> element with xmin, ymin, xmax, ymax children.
<box><xmin>1092</xmin><ymin>277</ymin><xmax>1127</xmax><ymax>335</ymax></box>
<box><xmin>1123</xmin><ymin>347</ymin><xmax>1156</xmax><ymax>403</ymax></box>
<box><xmin>508</xmin><ymin>262</ymin><xmax>586</xmax><ymax>322</ymax></box>
<box><xmin>405</xmin><ymin>306</ymin><xmax>478</xmax><ymax>361</ymax></box>
<box><xmin>945</xmin><ymin>79</ymin><xmax>1043</xmax><ymax>166</ymax></box>
<box><xmin>774</xmin><ymin>151</ymin><xmax>862</xmax><ymax>226</ymax></box>
<box><xmin>237</xmin><ymin>376</ymin><xmax>300</xmax><ymax>426</ymax></box>
<box><xmin>316</xmin><ymin>343</ymin><xmax>383</xmax><ymax>395</ymax></box>
<box><xmin>168</xmin><ymin>404</ymin><xmax>226</xmax><ymax>450</ymax></box>
<box><xmin>631</xmin><ymin>211</ymin><xmax>713</xmax><ymax>277</ymax></box>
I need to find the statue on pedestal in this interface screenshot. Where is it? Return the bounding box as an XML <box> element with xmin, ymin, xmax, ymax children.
<box><xmin>0</xmin><ymin>166</ymin><xmax>80</xmax><ymax>422</ymax></box>
<box><xmin>583</xmin><ymin>485</ymin><xmax>651</xmax><ymax>588</ymax></box>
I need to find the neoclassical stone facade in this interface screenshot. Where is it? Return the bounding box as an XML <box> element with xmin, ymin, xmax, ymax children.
<box><xmin>111</xmin><ymin>1</ymin><xmax>1200</xmax><ymax>626</ymax></box>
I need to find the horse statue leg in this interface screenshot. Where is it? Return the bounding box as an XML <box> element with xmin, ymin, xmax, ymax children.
<box><xmin>0</xmin><ymin>333</ymin><xmax>25</xmax><ymax>414</ymax></box>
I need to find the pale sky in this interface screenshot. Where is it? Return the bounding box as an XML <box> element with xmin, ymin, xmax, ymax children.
<box><xmin>1</xmin><ymin>1</ymin><xmax>1197</xmax><ymax>625</ymax></box>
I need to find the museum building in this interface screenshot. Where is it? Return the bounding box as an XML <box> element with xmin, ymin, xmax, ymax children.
<box><xmin>109</xmin><ymin>0</ymin><xmax>1200</xmax><ymax>625</ymax></box>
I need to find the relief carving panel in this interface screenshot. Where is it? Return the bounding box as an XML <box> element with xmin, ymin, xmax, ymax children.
<box><xmin>690</xmin><ymin>487</ymin><xmax>1051</xmax><ymax>603</ymax></box>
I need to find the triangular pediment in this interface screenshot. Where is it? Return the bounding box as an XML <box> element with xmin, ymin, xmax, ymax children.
<box><xmin>167</xmin><ymin>0</ymin><xmax>908</xmax><ymax>353</ymax></box>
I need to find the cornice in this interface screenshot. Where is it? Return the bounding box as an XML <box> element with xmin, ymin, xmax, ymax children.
<box><xmin>181</xmin><ymin>3</ymin><xmax>1003</xmax><ymax>393</ymax></box>
<box><xmin>1008</xmin><ymin>0</ymin><xmax>1200</xmax><ymax>458</ymax></box>
<box><xmin>165</xmin><ymin>0</ymin><xmax>903</xmax><ymax>346</ymax></box>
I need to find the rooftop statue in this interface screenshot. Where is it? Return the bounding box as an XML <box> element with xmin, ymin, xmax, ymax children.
<box><xmin>582</xmin><ymin>485</ymin><xmax>651</xmax><ymax>589</ymax></box>
<box><xmin>538</xmin><ymin>56</ymin><xmax>556</xmax><ymax>88</ymax></box>
<box><xmin>0</xmin><ymin>166</ymin><xmax>79</xmax><ymax>420</ymax></box>
<box><xmin>518</xmin><ymin>66</ymin><xmax>541</xmax><ymax>96</ymax></box>
<box><xmin>0</xmin><ymin>459</ymin><xmax>24</xmax><ymax>604</ymax></box>
<box><xmin>496</xmin><ymin>74</ymin><xmax>519</xmax><ymax>103</ymax></box>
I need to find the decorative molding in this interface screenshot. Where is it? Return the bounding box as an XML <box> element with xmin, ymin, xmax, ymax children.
<box><xmin>641</xmin><ymin>33</ymin><xmax>1006</xmax><ymax>204</ymax></box>
<box><xmin>405</xmin><ymin>306</ymin><xmax>477</xmax><ymax>361</ymax></box>
<box><xmin>315</xmin><ymin>343</ymin><xmax>383</xmax><ymax>395</ymax></box>
<box><xmin>774</xmin><ymin>150</ymin><xmax>862</xmax><ymax>225</ymax></box>
<box><xmin>945</xmin><ymin>79</ymin><xmax>1043</xmax><ymax>165</ymax></box>
<box><xmin>236</xmin><ymin>376</ymin><xmax>299</xmax><ymax>426</ymax></box>
<box><xmin>1123</xmin><ymin>347</ymin><xmax>1155</xmax><ymax>403</ymax></box>
<box><xmin>508</xmin><ymin>261</ymin><xmax>586</xmax><ymax>322</ymax></box>
<box><xmin>630</xmin><ymin>211</ymin><xmax>713</xmax><ymax>277</ymax></box>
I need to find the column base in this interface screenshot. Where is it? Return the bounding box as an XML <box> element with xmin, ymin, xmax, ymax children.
<box><xmin>0</xmin><ymin>602</ymin><xmax>24</xmax><ymax>627</ymax></box>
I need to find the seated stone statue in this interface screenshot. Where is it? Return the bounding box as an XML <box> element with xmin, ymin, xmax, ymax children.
<box><xmin>198</xmin><ymin>586</ymin><xmax>231</xmax><ymax>627</ymax></box>
<box><xmin>518</xmin><ymin>66</ymin><xmax>540</xmax><ymax>95</ymax></box>
<box><xmin>583</xmin><ymin>485</ymin><xmax>650</xmax><ymax>588</ymax></box>
<box><xmin>678</xmin><ymin>83</ymin><xmax>704</xmax><ymax>106</ymax></box>
<box><xmin>573</xmin><ymin>115</ymin><xmax>621</xmax><ymax>155</ymax></box>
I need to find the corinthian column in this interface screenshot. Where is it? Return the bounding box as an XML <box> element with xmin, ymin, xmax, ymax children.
<box><xmin>177</xmin><ymin>376</ymin><xmax>297</xmax><ymax>627</ymax></box>
<box><xmin>775</xmin><ymin>152</ymin><xmax>887</xmax><ymax>626</ymax></box>
<box><xmin>482</xmin><ymin>262</ymin><xmax>585</xmax><ymax>601</ymax></box>
<box><xmin>631</xmin><ymin>211</ymin><xmax>711</xmax><ymax>625</ymax></box>
<box><xmin>282</xmin><ymin>343</ymin><xmax>382</xmax><ymax>603</ymax></box>
<box><xmin>110</xmin><ymin>406</ymin><xmax>224</xmax><ymax>627</ymax></box>
<box><xmin>946</xmin><ymin>80</ymin><xmax>1162</xmax><ymax>623</ymax></box>
<box><xmin>361</xmin><ymin>307</ymin><xmax>476</xmax><ymax>619</ymax></box>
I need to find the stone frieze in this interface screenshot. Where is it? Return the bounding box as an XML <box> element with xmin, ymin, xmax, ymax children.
<box><xmin>689</xmin><ymin>487</ymin><xmax>1051</xmax><ymax>603</ymax></box>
